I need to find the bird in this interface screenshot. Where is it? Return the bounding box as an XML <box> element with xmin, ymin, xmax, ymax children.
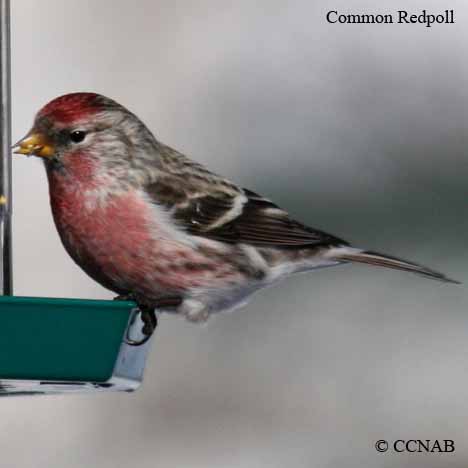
<box><xmin>14</xmin><ymin>92</ymin><xmax>458</xmax><ymax>344</ymax></box>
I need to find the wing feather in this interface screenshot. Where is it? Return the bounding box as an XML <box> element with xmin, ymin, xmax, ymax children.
<box><xmin>146</xmin><ymin>144</ymin><xmax>348</xmax><ymax>248</ymax></box>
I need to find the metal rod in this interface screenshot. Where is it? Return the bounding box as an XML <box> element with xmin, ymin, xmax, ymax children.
<box><xmin>0</xmin><ymin>0</ymin><xmax>11</xmax><ymax>295</ymax></box>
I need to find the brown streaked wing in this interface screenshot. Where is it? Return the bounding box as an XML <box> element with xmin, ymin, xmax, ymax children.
<box><xmin>145</xmin><ymin>173</ymin><xmax>348</xmax><ymax>247</ymax></box>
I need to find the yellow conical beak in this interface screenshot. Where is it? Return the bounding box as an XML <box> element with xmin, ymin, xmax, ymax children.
<box><xmin>13</xmin><ymin>132</ymin><xmax>55</xmax><ymax>158</ymax></box>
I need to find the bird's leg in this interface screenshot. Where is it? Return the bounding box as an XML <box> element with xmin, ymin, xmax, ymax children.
<box><xmin>115</xmin><ymin>293</ymin><xmax>156</xmax><ymax>340</ymax></box>
<box><xmin>125</xmin><ymin>296</ymin><xmax>182</xmax><ymax>346</ymax></box>
<box><xmin>140</xmin><ymin>305</ymin><xmax>157</xmax><ymax>336</ymax></box>
<box><xmin>125</xmin><ymin>304</ymin><xmax>156</xmax><ymax>347</ymax></box>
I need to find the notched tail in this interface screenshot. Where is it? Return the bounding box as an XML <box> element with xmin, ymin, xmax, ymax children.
<box><xmin>328</xmin><ymin>247</ymin><xmax>460</xmax><ymax>284</ymax></box>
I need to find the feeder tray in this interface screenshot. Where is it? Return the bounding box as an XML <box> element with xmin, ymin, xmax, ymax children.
<box><xmin>0</xmin><ymin>296</ymin><xmax>152</xmax><ymax>395</ymax></box>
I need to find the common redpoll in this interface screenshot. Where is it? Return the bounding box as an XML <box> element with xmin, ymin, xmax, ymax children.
<box><xmin>14</xmin><ymin>93</ymin><xmax>458</xmax><ymax>342</ymax></box>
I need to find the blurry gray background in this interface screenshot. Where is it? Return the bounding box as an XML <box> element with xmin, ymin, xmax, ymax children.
<box><xmin>8</xmin><ymin>0</ymin><xmax>467</xmax><ymax>467</ymax></box>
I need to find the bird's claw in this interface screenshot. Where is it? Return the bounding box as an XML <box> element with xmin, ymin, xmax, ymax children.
<box><xmin>125</xmin><ymin>305</ymin><xmax>157</xmax><ymax>347</ymax></box>
<box><xmin>123</xmin><ymin>295</ymin><xmax>182</xmax><ymax>346</ymax></box>
<box><xmin>117</xmin><ymin>293</ymin><xmax>156</xmax><ymax>346</ymax></box>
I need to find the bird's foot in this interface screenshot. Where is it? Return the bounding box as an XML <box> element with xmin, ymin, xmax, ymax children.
<box><xmin>124</xmin><ymin>296</ymin><xmax>182</xmax><ymax>346</ymax></box>
<box><xmin>140</xmin><ymin>306</ymin><xmax>157</xmax><ymax>336</ymax></box>
<box><xmin>125</xmin><ymin>304</ymin><xmax>156</xmax><ymax>347</ymax></box>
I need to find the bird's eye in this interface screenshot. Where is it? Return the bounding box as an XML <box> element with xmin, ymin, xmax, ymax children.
<box><xmin>69</xmin><ymin>130</ymin><xmax>87</xmax><ymax>143</ymax></box>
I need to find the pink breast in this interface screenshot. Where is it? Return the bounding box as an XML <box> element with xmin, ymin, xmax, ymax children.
<box><xmin>47</xmin><ymin>171</ymin><xmax>236</xmax><ymax>298</ymax></box>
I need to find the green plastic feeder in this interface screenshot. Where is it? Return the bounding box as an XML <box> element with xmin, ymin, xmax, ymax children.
<box><xmin>0</xmin><ymin>296</ymin><xmax>152</xmax><ymax>395</ymax></box>
<box><xmin>0</xmin><ymin>1</ymin><xmax>155</xmax><ymax>395</ymax></box>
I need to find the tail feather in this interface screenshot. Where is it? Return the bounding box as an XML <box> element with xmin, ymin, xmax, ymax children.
<box><xmin>330</xmin><ymin>247</ymin><xmax>460</xmax><ymax>284</ymax></box>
